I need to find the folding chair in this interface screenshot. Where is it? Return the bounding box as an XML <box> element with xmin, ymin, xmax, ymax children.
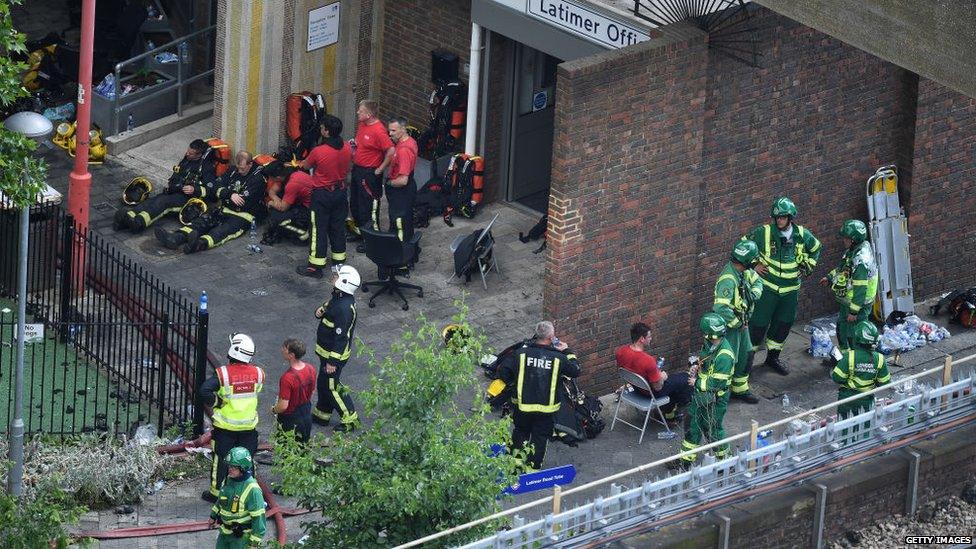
<box><xmin>610</xmin><ymin>368</ymin><xmax>673</xmax><ymax>444</ymax></box>
<box><xmin>449</xmin><ymin>213</ymin><xmax>501</xmax><ymax>289</ymax></box>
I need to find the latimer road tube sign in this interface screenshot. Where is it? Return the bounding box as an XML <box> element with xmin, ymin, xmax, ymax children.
<box><xmin>526</xmin><ymin>0</ymin><xmax>650</xmax><ymax>49</ymax></box>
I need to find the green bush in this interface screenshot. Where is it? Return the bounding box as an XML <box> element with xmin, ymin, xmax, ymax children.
<box><xmin>0</xmin><ymin>464</ymin><xmax>86</xmax><ymax>549</ymax></box>
<box><xmin>273</xmin><ymin>305</ymin><xmax>521</xmax><ymax>548</ymax></box>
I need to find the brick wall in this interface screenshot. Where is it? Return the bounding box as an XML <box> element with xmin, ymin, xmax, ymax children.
<box><xmin>546</xmin><ymin>8</ymin><xmax>922</xmax><ymax>394</ymax></box>
<box><xmin>355</xmin><ymin>0</ymin><xmax>376</xmax><ymax>104</ymax></box>
<box><xmin>379</xmin><ymin>0</ymin><xmax>471</xmax><ymax>131</ymax></box>
<box><xmin>907</xmin><ymin>78</ymin><xmax>976</xmax><ymax>300</ymax></box>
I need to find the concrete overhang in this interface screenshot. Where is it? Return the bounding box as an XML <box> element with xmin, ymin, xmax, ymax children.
<box><xmin>755</xmin><ymin>0</ymin><xmax>976</xmax><ymax>98</ymax></box>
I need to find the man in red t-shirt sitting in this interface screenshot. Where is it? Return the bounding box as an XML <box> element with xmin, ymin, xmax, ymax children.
<box><xmin>263</xmin><ymin>162</ymin><xmax>311</xmax><ymax>245</ymax></box>
<box><xmin>271</xmin><ymin>338</ymin><xmax>317</xmax><ymax>442</ymax></box>
<box><xmin>615</xmin><ymin>322</ymin><xmax>692</xmax><ymax>422</ymax></box>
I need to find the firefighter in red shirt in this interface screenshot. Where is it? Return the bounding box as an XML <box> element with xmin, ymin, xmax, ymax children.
<box><xmin>198</xmin><ymin>333</ymin><xmax>265</xmax><ymax>502</ymax></box>
<box><xmin>271</xmin><ymin>338</ymin><xmax>317</xmax><ymax>443</ymax></box>
<box><xmin>615</xmin><ymin>322</ymin><xmax>692</xmax><ymax>422</ymax></box>
<box><xmin>298</xmin><ymin>115</ymin><xmax>353</xmax><ymax>279</ymax></box>
<box><xmin>349</xmin><ymin>100</ymin><xmax>395</xmax><ymax>251</ymax></box>
<box><xmin>386</xmin><ymin>117</ymin><xmax>419</xmax><ymax>243</ymax></box>
<box><xmin>262</xmin><ymin>162</ymin><xmax>311</xmax><ymax>245</ymax></box>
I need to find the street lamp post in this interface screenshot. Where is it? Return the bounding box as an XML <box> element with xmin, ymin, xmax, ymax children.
<box><xmin>2</xmin><ymin>111</ymin><xmax>53</xmax><ymax>497</ymax></box>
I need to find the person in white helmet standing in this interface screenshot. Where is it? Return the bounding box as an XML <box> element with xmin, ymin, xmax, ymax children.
<box><xmin>199</xmin><ymin>333</ymin><xmax>265</xmax><ymax>502</ymax></box>
<box><xmin>312</xmin><ymin>265</ymin><xmax>361</xmax><ymax>432</ymax></box>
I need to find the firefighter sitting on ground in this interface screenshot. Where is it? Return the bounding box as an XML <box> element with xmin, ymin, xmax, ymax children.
<box><xmin>741</xmin><ymin>197</ymin><xmax>821</xmax><ymax>376</ymax></box>
<box><xmin>155</xmin><ymin>151</ymin><xmax>266</xmax><ymax>254</ymax></box>
<box><xmin>674</xmin><ymin>313</ymin><xmax>735</xmax><ymax>470</ymax></box>
<box><xmin>263</xmin><ymin>161</ymin><xmax>312</xmax><ymax>245</ymax></box>
<box><xmin>712</xmin><ymin>240</ymin><xmax>764</xmax><ymax>404</ymax></box>
<box><xmin>114</xmin><ymin>139</ymin><xmax>217</xmax><ymax>232</ymax></box>
<box><xmin>820</xmin><ymin>219</ymin><xmax>878</xmax><ymax>367</ymax></box>
<box><xmin>207</xmin><ymin>447</ymin><xmax>266</xmax><ymax>549</ymax></box>
<box><xmin>830</xmin><ymin>320</ymin><xmax>890</xmax><ymax>439</ymax></box>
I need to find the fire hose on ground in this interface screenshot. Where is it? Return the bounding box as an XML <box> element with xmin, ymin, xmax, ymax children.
<box><xmin>75</xmin><ymin>432</ymin><xmax>312</xmax><ymax>543</ymax></box>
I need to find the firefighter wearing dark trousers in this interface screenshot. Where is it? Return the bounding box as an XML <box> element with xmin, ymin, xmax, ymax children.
<box><xmin>208</xmin><ymin>447</ymin><xmax>266</xmax><ymax>548</ymax></box>
<box><xmin>312</xmin><ymin>265</ymin><xmax>361</xmax><ymax>432</ymax></box>
<box><xmin>298</xmin><ymin>115</ymin><xmax>352</xmax><ymax>279</ymax></box>
<box><xmin>263</xmin><ymin>162</ymin><xmax>312</xmax><ymax>245</ymax></box>
<box><xmin>675</xmin><ymin>313</ymin><xmax>734</xmax><ymax>469</ymax></box>
<box><xmin>385</xmin><ymin>117</ymin><xmax>419</xmax><ymax>243</ymax></box>
<box><xmin>497</xmin><ymin>321</ymin><xmax>581</xmax><ymax>471</ymax></box>
<box><xmin>348</xmin><ymin>100</ymin><xmax>394</xmax><ymax>250</ymax></box>
<box><xmin>830</xmin><ymin>321</ymin><xmax>890</xmax><ymax>441</ymax></box>
<box><xmin>821</xmin><ymin>220</ymin><xmax>878</xmax><ymax>361</ymax></box>
<box><xmin>713</xmin><ymin>240</ymin><xmax>763</xmax><ymax>404</ymax></box>
<box><xmin>156</xmin><ymin>151</ymin><xmax>266</xmax><ymax>254</ymax></box>
<box><xmin>742</xmin><ymin>197</ymin><xmax>822</xmax><ymax>376</ymax></box>
<box><xmin>198</xmin><ymin>333</ymin><xmax>265</xmax><ymax>502</ymax></box>
<box><xmin>114</xmin><ymin>139</ymin><xmax>216</xmax><ymax>231</ymax></box>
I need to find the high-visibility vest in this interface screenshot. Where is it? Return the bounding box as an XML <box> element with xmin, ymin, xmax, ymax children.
<box><xmin>212</xmin><ymin>363</ymin><xmax>264</xmax><ymax>431</ymax></box>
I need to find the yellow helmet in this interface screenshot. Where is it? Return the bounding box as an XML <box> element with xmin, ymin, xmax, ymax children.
<box><xmin>122</xmin><ymin>177</ymin><xmax>153</xmax><ymax>205</ymax></box>
<box><xmin>179</xmin><ymin>198</ymin><xmax>208</xmax><ymax>225</ymax></box>
<box><xmin>487</xmin><ymin>379</ymin><xmax>507</xmax><ymax>398</ymax></box>
<box><xmin>52</xmin><ymin>121</ymin><xmax>75</xmax><ymax>150</ymax></box>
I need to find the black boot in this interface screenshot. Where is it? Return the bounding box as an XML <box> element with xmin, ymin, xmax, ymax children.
<box><xmin>154</xmin><ymin>227</ymin><xmax>188</xmax><ymax>249</ymax></box>
<box><xmin>731</xmin><ymin>391</ymin><xmax>760</xmax><ymax>404</ymax></box>
<box><xmin>764</xmin><ymin>349</ymin><xmax>789</xmax><ymax>376</ymax></box>
<box><xmin>127</xmin><ymin>215</ymin><xmax>146</xmax><ymax>233</ymax></box>
<box><xmin>112</xmin><ymin>209</ymin><xmax>131</xmax><ymax>231</ymax></box>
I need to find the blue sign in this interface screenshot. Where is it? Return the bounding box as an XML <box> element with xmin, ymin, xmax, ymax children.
<box><xmin>532</xmin><ymin>90</ymin><xmax>548</xmax><ymax>112</ymax></box>
<box><xmin>503</xmin><ymin>464</ymin><xmax>576</xmax><ymax>495</ymax></box>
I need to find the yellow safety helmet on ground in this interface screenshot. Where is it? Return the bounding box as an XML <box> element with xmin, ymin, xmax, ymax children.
<box><xmin>179</xmin><ymin>198</ymin><xmax>208</xmax><ymax>225</ymax></box>
<box><xmin>52</xmin><ymin>121</ymin><xmax>75</xmax><ymax>150</ymax></box>
<box><xmin>122</xmin><ymin>177</ymin><xmax>153</xmax><ymax>205</ymax></box>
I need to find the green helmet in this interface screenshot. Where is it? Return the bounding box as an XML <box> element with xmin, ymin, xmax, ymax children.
<box><xmin>731</xmin><ymin>240</ymin><xmax>760</xmax><ymax>266</ymax></box>
<box><xmin>770</xmin><ymin>197</ymin><xmax>797</xmax><ymax>218</ymax></box>
<box><xmin>852</xmin><ymin>321</ymin><xmax>880</xmax><ymax>348</ymax></box>
<box><xmin>699</xmin><ymin>313</ymin><xmax>727</xmax><ymax>338</ymax></box>
<box><xmin>840</xmin><ymin>219</ymin><xmax>867</xmax><ymax>244</ymax></box>
<box><xmin>226</xmin><ymin>447</ymin><xmax>253</xmax><ymax>469</ymax></box>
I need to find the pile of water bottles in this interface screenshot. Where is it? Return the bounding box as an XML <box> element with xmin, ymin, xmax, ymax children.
<box><xmin>877</xmin><ymin>315</ymin><xmax>950</xmax><ymax>354</ymax></box>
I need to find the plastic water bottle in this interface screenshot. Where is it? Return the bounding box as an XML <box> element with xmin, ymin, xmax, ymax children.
<box><xmin>126</xmin><ymin>114</ymin><xmax>135</xmax><ymax>132</ymax></box>
<box><xmin>781</xmin><ymin>394</ymin><xmax>791</xmax><ymax>412</ymax></box>
<box><xmin>146</xmin><ymin>40</ymin><xmax>156</xmax><ymax>53</ymax></box>
<box><xmin>199</xmin><ymin>291</ymin><xmax>208</xmax><ymax>313</ymax></box>
<box><xmin>249</xmin><ymin>220</ymin><xmax>257</xmax><ymax>240</ymax></box>
<box><xmin>179</xmin><ymin>42</ymin><xmax>189</xmax><ymax>64</ymax></box>
<box><xmin>657</xmin><ymin>357</ymin><xmax>665</xmax><ymax>369</ymax></box>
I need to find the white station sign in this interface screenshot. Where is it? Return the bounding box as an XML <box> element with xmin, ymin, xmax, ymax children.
<box><xmin>526</xmin><ymin>0</ymin><xmax>650</xmax><ymax>49</ymax></box>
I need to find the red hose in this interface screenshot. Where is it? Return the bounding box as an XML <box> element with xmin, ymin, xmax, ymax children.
<box><xmin>76</xmin><ymin>434</ymin><xmax>297</xmax><ymax>542</ymax></box>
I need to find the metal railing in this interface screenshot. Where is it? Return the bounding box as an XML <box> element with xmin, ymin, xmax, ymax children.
<box><xmin>0</xmin><ymin>203</ymin><xmax>214</xmax><ymax>437</ymax></box>
<box><xmin>398</xmin><ymin>353</ymin><xmax>976</xmax><ymax>548</ymax></box>
<box><xmin>110</xmin><ymin>25</ymin><xmax>216</xmax><ymax>132</ymax></box>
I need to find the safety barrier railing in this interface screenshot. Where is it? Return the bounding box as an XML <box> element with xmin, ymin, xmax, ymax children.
<box><xmin>110</xmin><ymin>25</ymin><xmax>216</xmax><ymax>132</ymax></box>
<box><xmin>397</xmin><ymin>352</ymin><xmax>976</xmax><ymax>548</ymax></box>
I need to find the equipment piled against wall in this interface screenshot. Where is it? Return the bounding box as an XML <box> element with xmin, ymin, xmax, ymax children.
<box><xmin>867</xmin><ymin>165</ymin><xmax>914</xmax><ymax>321</ymax></box>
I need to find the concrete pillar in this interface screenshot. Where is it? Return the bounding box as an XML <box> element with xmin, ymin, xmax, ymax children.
<box><xmin>212</xmin><ymin>0</ymin><xmax>365</xmax><ymax>155</ymax></box>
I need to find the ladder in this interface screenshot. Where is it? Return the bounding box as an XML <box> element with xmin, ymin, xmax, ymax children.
<box><xmin>866</xmin><ymin>165</ymin><xmax>915</xmax><ymax>320</ymax></box>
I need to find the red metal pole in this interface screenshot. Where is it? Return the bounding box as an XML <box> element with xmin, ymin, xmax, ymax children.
<box><xmin>67</xmin><ymin>0</ymin><xmax>96</xmax><ymax>225</ymax></box>
<box><xmin>67</xmin><ymin>0</ymin><xmax>96</xmax><ymax>294</ymax></box>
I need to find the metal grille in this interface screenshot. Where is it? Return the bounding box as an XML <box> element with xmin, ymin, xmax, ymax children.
<box><xmin>0</xmin><ymin>203</ymin><xmax>214</xmax><ymax>437</ymax></box>
<box><xmin>632</xmin><ymin>0</ymin><xmax>762</xmax><ymax>66</ymax></box>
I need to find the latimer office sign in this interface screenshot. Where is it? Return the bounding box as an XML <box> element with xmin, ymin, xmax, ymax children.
<box><xmin>526</xmin><ymin>0</ymin><xmax>650</xmax><ymax>49</ymax></box>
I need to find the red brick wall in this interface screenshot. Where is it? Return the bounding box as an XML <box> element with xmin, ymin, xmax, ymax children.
<box><xmin>546</xmin><ymin>9</ymin><xmax>922</xmax><ymax>394</ymax></box>
<box><xmin>907</xmin><ymin>78</ymin><xmax>976</xmax><ymax>300</ymax></box>
<box><xmin>379</xmin><ymin>0</ymin><xmax>471</xmax><ymax>132</ymax></box>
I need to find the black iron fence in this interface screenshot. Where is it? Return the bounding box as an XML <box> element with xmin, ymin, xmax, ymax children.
<box><xmin>0</xmin><ymin>203</ymin><xmax>212</xmax><ymax>437</ymax></box>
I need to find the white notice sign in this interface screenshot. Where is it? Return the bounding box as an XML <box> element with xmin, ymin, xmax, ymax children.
<box><xmin>14</xmin><ymin>323</ymin><xmax>45</xmax><ymax>344</ymax></box>
<box><xmin>307</xmin><ymin>2</ymin><xmax>341</xmax><ymax>52</ymax></box>
<box><xmin>527</xmin><ymin>0</ymin><xmax>650</xmax><ymax>50</ymax></box>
